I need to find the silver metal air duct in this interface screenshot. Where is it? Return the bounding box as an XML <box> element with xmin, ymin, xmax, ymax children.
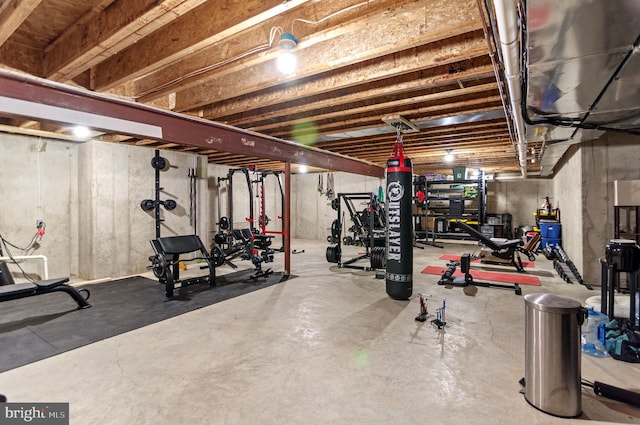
<box><xmin>493</xmin><ymin>0</ymin><xmax>527</xmax><ymax>177</ymax></box>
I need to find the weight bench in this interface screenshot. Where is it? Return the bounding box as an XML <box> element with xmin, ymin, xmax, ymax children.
<box><xmin>438</xmin><ymin>254</ymin><xmax>522</xmax><ymax>295</ymax></box>
<box><xmin>149</xmin><ymin>234</ymin><xmax>217</xmax><ymax>298</ymax></box>
<box><xmin>455</xmin><ymin>220</ymin><xmax>528</xmax><ymax>273</ymax></box>
<box><xmin>0</xmin><ymin>261</ymin><xmax>91</xmax><ymax>309</ymax></box>
<box><xmin>230</xmin><ymin>229</ymin><xmax>274</xmax><ymax>279</ymax></box>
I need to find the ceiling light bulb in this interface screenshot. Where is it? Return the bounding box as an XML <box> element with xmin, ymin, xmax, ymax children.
<box><xmin>298</xmin><ymin>165</ymin><xmax>308</xmax><ymax>174</ymax></box>
<box><xmin>277</xmin><ymin>51</ymin><xmax>297</xmax><ymax>74</ymax></box>
<box><xmin>277</xmin><ymin>32</ymin><xmax>298</xmax><ymax>74</ymax></box>
<box><xmin>444</xmin><ymin>150</ymin><xmax>454</xmax><ymax>163</ymax></box>
<box><xmin>73</xmin><ymin>126</ymin><xmax>91</xmax><ymax>138</ymax></box>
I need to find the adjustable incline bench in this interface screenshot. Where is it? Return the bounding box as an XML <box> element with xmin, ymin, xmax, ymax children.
<box><xmin>455</xmin><ymin>220</ymin><xmax>535</xmax><ymax>273</ymax></box>
<box><xmin>149</xmin><ymin>234</ymin><xmax>217</xmax><ymax>298</ymax></box>
<box><xmin>0</xmin><ymin>261</ymin><xmax>91</xmax><ymax>309</ymax></box>
<box><xmin>229</xmin><ymin>229</ymin><xmax>273</xmax><ymax>279</ymax></box>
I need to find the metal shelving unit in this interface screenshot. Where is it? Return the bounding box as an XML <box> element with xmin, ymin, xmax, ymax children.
<box><xmin>414</xmin><ymin>173</ymin><xmax>486</xmax><ymax>240</ymax></box>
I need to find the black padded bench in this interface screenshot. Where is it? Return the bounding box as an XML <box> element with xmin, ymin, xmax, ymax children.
<box><xmin>149</xmin><ymin>234</ymin><xmax>216</xmax><ymax>298</ymax></box>
<box><xmin>455</xmin><ymin>220</ymin><xmax>528</xmax><ymax>273</ymax></box>
<box><xmin>0</xmin><ymin>261</ymin><xmax>91</xmax><ymax>309</ymax></box>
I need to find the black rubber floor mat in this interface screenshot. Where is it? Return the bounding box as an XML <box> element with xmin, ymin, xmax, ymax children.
<box><xmin>0</xmin><ymin>270</ymin><xmax>291</xmax><ymax>372</ymax></box>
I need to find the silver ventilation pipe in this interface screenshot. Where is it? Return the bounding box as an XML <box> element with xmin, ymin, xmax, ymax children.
<box><xmin>492</xmin><ymin>0</ymin><xmax>527</xmax><ymax>177</ymax></box>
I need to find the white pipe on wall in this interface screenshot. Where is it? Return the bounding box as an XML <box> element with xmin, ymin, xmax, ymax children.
<box><xmin>493</xmin><ymin>0</ymin><xmax>528</xmax><ymax>177</ymax></box>
<box><xmin>0</xmin><ymin>255</ymin><xmax>49</xmax><ymax>279</ymax></box>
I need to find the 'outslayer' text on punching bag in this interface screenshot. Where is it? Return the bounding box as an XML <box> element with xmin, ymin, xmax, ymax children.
<box><xmin>385</xmin><ymin>132</ymin><xmax>413</xmax><ymax>300</ymax></box>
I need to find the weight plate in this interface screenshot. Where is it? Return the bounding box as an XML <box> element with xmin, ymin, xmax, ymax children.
<box><xmin>219</xmin><ymin>216</ymin><xmax>230</xmax><ymax>230</ymax></box>
<box><xmin>151</xmin><ymin>156</ymin><xmax>167</xmax><ymax>170</ymax></box>
<box><xmin>164</xmin><ymin>199</ymin><xmax>177</xmax><ymax>210</ymax></box>
<box><xmin>326</xmin><ymin>244</ymin><xmax>341</xmax><ymax>263</ymax></box>
<box><xmin>151</xmin><ymin>254</ymin><xmax>167</xmax><ymax>279</ymax></box>
<box><xmin>210</xmin><ymin>246</ymin><xmax>225</xmax><ymax>267</ymax></box>
<box><xmin>140</xmin><ymin>199</ymin><xmax>155</xmax><ymax>211</ymax></box>
<box><xmin>331</xmin><ymin>219</ymin><xmax>341</xmax><ymax>240</ymax></box>
<box><xmin>370</xmin><ymin>246</ymin><xmax>386</xmax><ymax>269</ymax></box>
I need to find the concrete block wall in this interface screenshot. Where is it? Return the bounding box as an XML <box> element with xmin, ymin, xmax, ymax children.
<box><xmin>553</xmin><ymin>145</ymin><xmax>584</xmax><ymax>278</ymax></box>
<box><xmin>577</xmin><ymin>133</ymin><xmax>640</xmax><ymax>283</ymax></box>
<box><xmin>0</xmin><ymin>135</ymin><xmax>77</xmax><ymax>279</ymax></box>
<box><xmin>292</xmin><ymin>172</ymin><xmax>382</xmax><ymax>241</ymax></box>
<box><xmin>486</xmin><ymin>178</ymin><xmax>553</xmax><ymax>232</ymax></box>
<box><xmin>0</xmin><ymin>135</ymin><xmax>211</xmax><ymax>281</ymax></box>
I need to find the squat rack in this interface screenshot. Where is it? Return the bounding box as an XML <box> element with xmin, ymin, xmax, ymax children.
<box><xmin>254</xmin><ymin>170</ymin><xmax>285</xmax><ymax>251</ymax></box>
<box><xmin>326</xmin><ymin>192</ymin><xmax>386</xmax><ymax>271</ymax></box>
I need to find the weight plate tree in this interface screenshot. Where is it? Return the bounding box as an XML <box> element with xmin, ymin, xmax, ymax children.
<box><xmin>140</xmin><ymin>149</ymin><xmax>178</xmax><ymax>239</ymax></box>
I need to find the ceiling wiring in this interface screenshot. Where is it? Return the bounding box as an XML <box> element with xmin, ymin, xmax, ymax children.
<box><xmin>129</xmin><ymin>1</ymin><xmax>375</xmax><ymax>100</ymax></box>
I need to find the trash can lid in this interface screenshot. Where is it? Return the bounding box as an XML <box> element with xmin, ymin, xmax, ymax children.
<box><xmin>524</xmin><ymin>293</ymin><xmax>582</xmax><ymax>313</ymax></box>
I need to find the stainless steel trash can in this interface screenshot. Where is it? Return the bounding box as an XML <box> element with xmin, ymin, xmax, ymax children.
<box><xmin>524</xmin><ymin>293</ymin><xmax>587</xmax><ymax>417</ymax></box>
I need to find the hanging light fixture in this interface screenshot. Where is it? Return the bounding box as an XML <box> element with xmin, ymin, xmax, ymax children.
<box><xmin>444</xmin><ymin>149</ymin><xmax>454</xmax><ymax>163</ymax></box>
<box><xmin>277</xmin><ymin>32</ymin><xmax>298</xmax><ymax>74</ymax></box>
<box><xmin>72</xmin><ymin>126</ymin><xmax>91</xmax><ymax>138</ymax></box>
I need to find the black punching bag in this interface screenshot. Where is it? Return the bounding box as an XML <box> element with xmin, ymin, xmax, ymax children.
<box><xmin>385</xmin><ymin>132</ymin><xmax>413</xmax><ymax>300</ymax></box>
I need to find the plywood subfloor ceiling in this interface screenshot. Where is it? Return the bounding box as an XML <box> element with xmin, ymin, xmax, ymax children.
<box><xmin>0</xmin><ymin>0</ymin><xmax>538</xmax><ymax>176</ymax></box>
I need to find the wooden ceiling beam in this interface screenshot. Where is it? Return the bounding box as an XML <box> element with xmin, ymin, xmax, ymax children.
<box><xmin>91</xmin><ymin>0</ymin><xmax>316</xmax><ymax>92</ymax></box>
<box><xmin>316</xmin><ymin>120</ymin><xmax>509</xmax><ymax>144</ymax></box>
<box><xmin>267</xmin><ymin>96</ymin><xmax>504</xmax><ymax>139</ymax></box>
<box><xmin>172</xmin><ymin>0</ymin><xmax>483</xmax><ymax>112</ymax></box>
<box><xmin>341</xmin><ymin>143</ymin><xmax>515</xmax><ymax>162</ymax></box>
<box><xmin>316</xmin><ymin>125</ymin><xmax>509</xmax><ymax>149</ymax></box>
<box><xmin>44</xmin><ymin>0</ymin><xmax>209</xmax><ymax>82</ymax></box>
<box><xmin>0</xmin><ymin>0</ymin><xmax>41</xmax><ymax>47</ymax></box>
<box><xmin>218</xmin><ymin>63</ymin><xmax>495</xmax><ymax>126</ymax></box>
<box><xmin>249</xmin><ymin>83</ymin><xmax>499</xmax><ymax>133</ymax></box>
<box><xmin>130</xmin><ymin>0</ymin><xmax>408</xmax><ymax>102</ymax></box>
<box><xmin>336</xmin><ymin>135</ymin><xmax>512</xmax><ymax>156</ymax></box>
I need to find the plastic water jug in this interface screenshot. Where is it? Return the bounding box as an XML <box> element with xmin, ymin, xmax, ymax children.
<box><xmin>581</xmin><ymin>307</ymin><xmax>608</xmax><ymax>357</ymax></box>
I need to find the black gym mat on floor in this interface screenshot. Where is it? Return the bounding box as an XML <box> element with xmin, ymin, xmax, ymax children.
<box><xmin>0</xmin><ymin>270</ymin><xmax>291</xmax><ymax>373</ymax></box>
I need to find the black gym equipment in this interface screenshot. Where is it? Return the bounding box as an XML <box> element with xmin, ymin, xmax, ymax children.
<box><xmin>454</xmin><ymin>220</ymin><xmax>534</xmax><ymax>273</ymax></box>
<box><xmin>325</xmin><ymin>192</ymin><xmax>386</xmax><ymax>271</ymax></box>
<box><xmin>553</xmin><ymin>245</ymin><xmax>592</xmax><ymax>290</ymax></box>
<box><xmin>255</xmin><ymin>170</ymin><xmax>286</xmax><ymax>251</ymax></box>
<box><xmin>231</xmin><ymin>229</ymin><xmax>273</xmax><ymax>279</ymax></box>
<box><xmin>140</xmin><ymin>150</ymin><xmax>178</xmax><ymax>239</ymax></box>
<box><xmin>601</xmin><ymin>239</ymin><xmax>640</xmax><ymax>326</ymax></box>
<box><xmin>211</xmin><ymin>223</ymin><xmax>275</xmax><ymax>271</ymax></box>
<box><xmin>0</xmin><ymin>260</ymin><xmax>91</xmax><ymax>309</ymax></box>
<box><xmin>148</xmin><ymin>234</ymin><xmax>217</xmax><ymax>298</ymax></box>
<box><xmin>437</xmin><ymin>253</ymin><xmax>522</xmax><ymax>295</ymax></box>
<box><xmin>216</xmin><ymin>168</ymin><xmax>275</xmax><ymax>251</ymax></box>
<box><xmin>385</xmin><ymin>129</ymin><xmax>413</xmax><ymax>300</ymax></box>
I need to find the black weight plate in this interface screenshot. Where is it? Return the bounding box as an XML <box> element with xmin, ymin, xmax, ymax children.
<box><xmin>164</xmin><ymin>199</ymin><xmax>177</xmax><ymax>210</ymax></box>
<box><xmin>151</xmin><ymin>156</ymin><xmax>167</xmax><ymax>170</ymax></box>
<box><xmin>140</xmin><ymin>199</ymin><xmax>155</xmax><ymax>211</ymax></box>
<box><xmin>211</xmin><ymin>246</ymin><xmax>226</xmax><ymax>267</ymax></box>
<box><xmin>326</xmin><ymin>244</ymin><xmax>341</xmax><ymax>263</ymax></box>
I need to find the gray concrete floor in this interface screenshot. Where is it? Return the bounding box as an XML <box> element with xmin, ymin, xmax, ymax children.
<box><xmin>1</xmin><ymin>239</ymin><xmax>640</xmax><ymax>424</ymax></box>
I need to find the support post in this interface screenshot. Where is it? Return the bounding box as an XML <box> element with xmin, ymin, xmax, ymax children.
<box><xmin>284</xmin><ymin>162</ymin><xmax>291</xmax><ymax>276</ymax></box>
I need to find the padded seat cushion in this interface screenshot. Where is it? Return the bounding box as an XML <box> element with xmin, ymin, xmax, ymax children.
<box><xmin>0</xmin><ymin>282</ymin><xmax>37</xmax><ymax>296</ymax></box>
<box><xmin>157</xmin><ymin>235</ymin><xmax>204</xmax><ymax>255</ymax></box>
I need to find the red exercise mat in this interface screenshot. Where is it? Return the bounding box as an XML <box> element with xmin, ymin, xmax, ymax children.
<box><xmin>439</xmin><ymin>254</ymin><xmax>535</xmax><ymax>268</ymax></box>
<box><xmin>421</xmin><ymin>265</ymin><xmax>541</xmax><ymax>286</ymax></box>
